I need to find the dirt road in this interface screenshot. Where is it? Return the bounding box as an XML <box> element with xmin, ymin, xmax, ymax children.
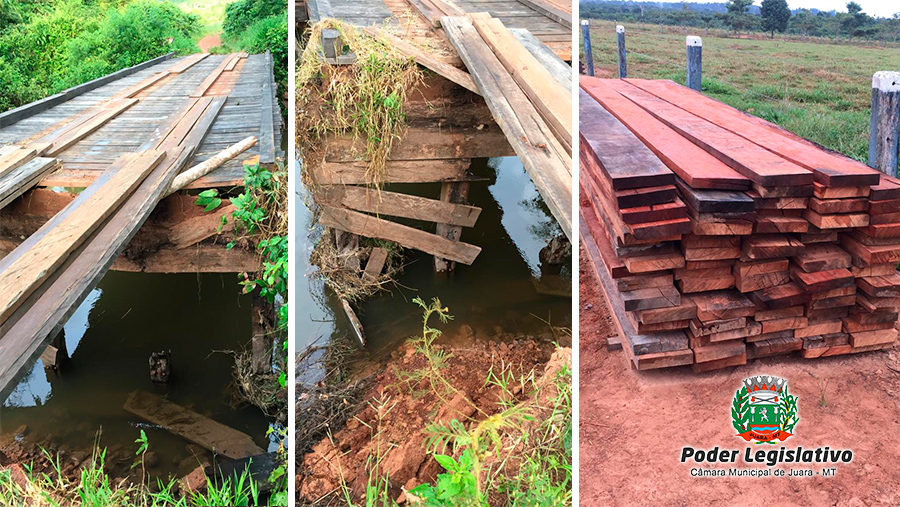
<box><xmin>198</xmin><ymin>33</ymin><xmax>222</xmax><ymax>52</ymax></box>
<box><xmin>579</xmin><ymin>256</ymin><xmax>900</xmax><ymax>507</ymax></box>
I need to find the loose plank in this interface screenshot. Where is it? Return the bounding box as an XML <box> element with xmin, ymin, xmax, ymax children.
<box><xmin>628</xmin><ymin>78</ymin><xmax>880</xmax><ymax>187</ymax></box>
<box><xmin>604</xmin><ymin>79</ymin><xmax>812</xmax><ymax>188</ymax></box>
<box><xmin>580</xmin><ymin>77</ymin><xmax>750</xmax><ymax>190</ymax></box>
<box><xmin>319</xmin><ymin>205</ymin><xmax>481</xmax><ymax>264</ymax></box>
<box><xmin>316</xmin><ymin>185</ymin><xmax>481</xmax><ymax>227</ymax></box>
<box><xmin>0</xmin><ymin>150</ymin><xmax>164</xmax><ymax>323</ymax></box>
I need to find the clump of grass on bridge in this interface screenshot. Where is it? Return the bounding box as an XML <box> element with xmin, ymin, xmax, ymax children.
<box><xmin>582</xmin><ymin>20</ymin><xmax>900</xmax><ymax>162</ymax></box>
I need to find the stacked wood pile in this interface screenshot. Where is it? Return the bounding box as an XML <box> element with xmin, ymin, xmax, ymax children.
<box><xmin>580</xmin><ymin>76</ymin><xmax>900</xmax><ymax>372</ymax></box>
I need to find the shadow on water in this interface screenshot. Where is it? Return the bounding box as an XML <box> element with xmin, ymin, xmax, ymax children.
<box><xmin>295</xmin><ymin>156</ymin><xmax>572</xmax><ymax>370</ymax></box>
<box><xmin>0</xmin><ymin>272</ymin><xmax>276</xmax><ymax>480</ymax></box>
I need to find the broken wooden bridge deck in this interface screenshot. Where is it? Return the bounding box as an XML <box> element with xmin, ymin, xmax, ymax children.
<box><xmin>0</xmin><ymin>52</ymin><xmax>282</xmax><ymax>190</ymax></box>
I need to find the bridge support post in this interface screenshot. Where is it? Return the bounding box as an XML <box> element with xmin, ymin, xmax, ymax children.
<box><xmin>434</xmin><ymin>181</ymin><xmax>470</xmax><ymax>273</ymax></box>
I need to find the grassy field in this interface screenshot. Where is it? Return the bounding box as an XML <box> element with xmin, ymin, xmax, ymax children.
<box><xmin>166</xmin><ymin>0</ymin><xmax>230</xmax><ymax>36</ymax></box>
<box><xmin>581</xmin><ymin>20</ymin><xmax>900</xmax><ymax>162</ymax></box>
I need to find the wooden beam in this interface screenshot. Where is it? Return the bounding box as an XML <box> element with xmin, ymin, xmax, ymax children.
<box><xmin>258</xmin><ymin>50</ymin><xmax>276</xmax><ymax>166</ymax></box>
<box><xmin>319</xmin><ymin>205</ymin><xmax>481</xmax><ymax>265</ymax></box>
<box><xmin>0</xmin><ymin>158</ymin><xmax>58</xmax><ymax>211</ymax></box>
<box><xmin>316</xmin><ymin>185</ymin><xmax>481</xmax><ymax>227</ymax></box>
<box><xmin>362</xmin><ymin>27</ymin><xmax>480</xmax><ymax>96</ymax></box>
<box><xmin>516</xmin><ymin>0</ymin><xmax>571</xmax><ymax>28</ymax></box>
<box><xmin>443</xmin><ymin>16</ymin><xmax>572</xmax><ymax>239</ymax></box>
<box><xmin>0</xmin><ymin>150</ymin><xmax>164</xmax><ymax>323</ymax></box>
<box><xmin>310</xmin><ymin>159</ymin><xmax>473</xmax><ymax>185</ymax></box>
<box><xmin>470</xmin><ymin>14</ymin><xmax>572</xmax><ymax>153</ymax></box>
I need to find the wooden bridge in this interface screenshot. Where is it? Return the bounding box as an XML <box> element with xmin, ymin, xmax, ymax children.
<box><xmin>0</xmin><ymin>52</ymin><xmax>282</xmax><ymax>402</ymax></box>
<box><xmin>301</xmin><ymin>0</ymin><xmax>572</xmax><ymax>274</ymax></box>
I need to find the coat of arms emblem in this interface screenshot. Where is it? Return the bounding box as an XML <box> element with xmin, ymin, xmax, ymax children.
<box><xmin>732</xmin><ymin>375</ymin><xmax>799</xmax><ymax>444</ymax></box>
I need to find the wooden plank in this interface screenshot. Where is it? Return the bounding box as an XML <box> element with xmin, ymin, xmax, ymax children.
<box><xmin>516</xmin><ymin>0</ymin><xmax>571</xmax><ymax>27</ymax></box>
<box><xmin>363</xmin><ymin>26</ymin><xmax>480</xmax><ymax>95</ymax></box>
<box><xmin>688</xmin><ymin>291</ymin><xmax>754</xmax><ymax>322</ymax></box>
<box><xmin>0</xmin><ymin>150</ymin><xmax>164</xmax><ymax>323</ymax></box>
<box><xmin>316</xmin><ymin>185</ymin><xmax>481</xmax><ymax>227</ymax></box>
<box><xmin>803</xmin><ymin>209</ymin><xmax>869</xmax><ymax>229</ymax></box>
<box><xmin>790</xmin><ymin>267</ymin><xmax>853</xmax><ymax>293</ymax></box>
<box><xmin>849</xmin><ymin>328</ymin><xmax>897</xmax><ymax>348</ymax></box>
<box><xmin>793</xmin><ymin>244</ymin><xmax>851</xmax><ymax>273</ymax></box>
<box><xmin>809</xmin><ymin>197</ymin><xmax>868</xmax><ymax>214</ymax></box>
<box><xmin>124</xmin><ymin>391</ymin><xmax>263</xmax><ymax>459</ymax></box>
<box><xmin>841</xmin><ymin>234</ymin><xmax>900</xmax><ymax>265</ymax></box>
<box><xmin>45</xmin><ymin>99</ymin><xmax>139</xmax><ymax>156</ymax></box>
<box><xmin>191</xmin><ymin>56</ymin><xmax>234</xmax><ymax>97</ymax></box>
<box><xmin>602</xmin><ymin>79</ymin><xmax>813</xmax><ymax>188</ymax></box>
<box><xmin>857</xmin><ymin>273</ymin><xmax>900</xmax><ymax>298</ymax></box>
<box><xmin>167</xmin><ymin>53</ymin><xmax>211</xmax><ymax>73</ymax></box>
<box><xmin>319</xmin><ymin>205</ymin><xmax>481</xmax><ymax>264</ymax></box>
<box><xmin>169</xmin><ymin>204</ymin><xmax>236</xmax><ymax>249</ymax></box>
<box><xmin>444</xmin><ymin>16</ymin><xmax>571</xmax><ymax>238</ymax></box>
<box><xmin>0</xmin><ymin>158</ymin><xmax>59</xmax><ymax>211</ymax></box>
<box><xmin>470</xmin><ymin>14</ymin><xmax>572</xmax><ymax>152</ymax></box>
<box><xmin>795</xmin><ymin>319</ymin><xmax>843</xmax><ymax>338</ymax></box>
<box><xmin>750</xmin><ymin>282</ymin><xmax>806</xmax><ymax>309</ymax></box>
<box><xmin>579</xmin><ymin>88</ymin><xmax>674</xmax><ymax>191</ymax></box>
<box><xmin>0</xmin><ymin>147</ymin><xmax>38</xmax><ymax>177</ymax></box>
<box><xmin>363</xmin><ymin>247</ymin><xmax>388</xmax><ymax>279</ymax></box>
<box><xmin>674</xmin><ymin>178</ymin><xmax>754</xmax><ymax>212</ymax></box>
<box><xmin>311</xmin><ymin>160</ymin><xmax>473</xmax><ymax>185</ymax></box>
<box><xmin>742</xmin><ymin>234</ymin><xmax>804</xmax><ymax>260</ymax></box>
<box><xmin>621</xmin><ymin>286</ymin><xmax>680</xmax><ymax>311</ymax></box>
<box><xmin>581</xmin><ymin>78</ymin><xmax>750</xmax><ymax>191</ymax></box>
<box><xmin>691</xmin><ymin>351</ymin><xmax>746</xmax><ymax>372</ymax></box>
<box><xmin>508</xmin><ymin>28</ymin><xmax>571</xmax><ymax>90</ymax></box>
<box><xmin>627</xmin><ymin>78</ymin><xmax>881</xmax><ymax>187</ymax></box>
<box><xmin>633</xmin><ymin>298</ymin><xmax>697</xmax><ymax>324</ymax></box>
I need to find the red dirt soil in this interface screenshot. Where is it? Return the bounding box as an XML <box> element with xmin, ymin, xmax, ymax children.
<box><xmin>198</xmin><ymin>33</ymin><xmax>222</xmax><ymax>52</ymax></box>
<box><xmin>579</xmin><ymin>257</ymin><xmax>900</xmax><ymax>507</ymax></box>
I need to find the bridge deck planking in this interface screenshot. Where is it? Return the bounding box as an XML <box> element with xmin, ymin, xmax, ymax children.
<box><xmin>0</xmin><ymin>53</ymin><xmax>280</xmax><ymax>189</ymax></box>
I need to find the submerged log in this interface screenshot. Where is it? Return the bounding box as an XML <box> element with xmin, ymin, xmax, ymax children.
<box><xmin>123</xmin><ymin>390</ymin><xmax>264</xmax><ymax>459</ymax></box>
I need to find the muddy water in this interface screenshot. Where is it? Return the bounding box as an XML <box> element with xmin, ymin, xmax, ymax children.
<box><xmin>295</xmin><ymin>157</ymin><xmax>572</xmax><ymax>364</ymax></box>
<box><xmin>0</xmin><ymin>272</ymin><xmax>276</xmax><ymax>480</ymax></box>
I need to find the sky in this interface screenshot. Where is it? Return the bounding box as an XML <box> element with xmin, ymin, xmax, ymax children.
<box><xmin>784</xmin><ymin>0</ymin><xmax>896</xmax><ymax>18</ymax></box>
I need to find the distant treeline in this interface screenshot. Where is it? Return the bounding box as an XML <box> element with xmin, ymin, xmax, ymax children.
<box><xmin>582</xmin><ymin>1</ymin><xmax>900</xmax><ymax>42</ymax></box>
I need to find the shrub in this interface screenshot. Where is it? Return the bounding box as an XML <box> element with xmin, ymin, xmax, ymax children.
<box><xmin>237</xmin><ymin>13</ymin><xmax>287</xmax><ymax>93</ymax></box>
<box><xmin>223</xmin><ymin>0</ymin><xmax>283</xmax><ymax>40</ymax></box>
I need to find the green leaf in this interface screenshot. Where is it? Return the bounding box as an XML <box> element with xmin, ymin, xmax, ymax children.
<box><xmin>433</xmin><ymin>454</ymin><xmax>457</xmax><ymax>472</ymax></box>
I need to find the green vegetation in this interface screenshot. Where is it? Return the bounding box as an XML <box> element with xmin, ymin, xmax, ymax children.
<box><xmin>340</xmin><ymin>298</ymin><xmax>573</xmax><ymax>506</ymax></box>
<box><xmin>297</xmin><ymin>20</ymin><xmax>422</xmax><ymax>187</ymax></box>
<box><xmin>166</xmin><ymin>0</ymin><xmax>231</xmax><ymax>36</ymax></box>
<box><xmin>581</xmin><ymin>19</ymin><xmax>900</xmax><ymax>162</ymax></box>
<box><xmin>582</xmin><ymin>1</ymin><xmax>900</xmax><ymax>43</ymax></box>
<box><xmin>0</xmin><ymin>432</ymin><xmax>286</xmax><ymax>506</ymax></box>
<box><xmin>221</xmin><ymin>0</ymin><xmax>287</xmax><ymax>103</ymax></box>
<box><xmin>0</xmin><ymin>0</ymin><xmax>199</xmax><ymax>112</ymax></box>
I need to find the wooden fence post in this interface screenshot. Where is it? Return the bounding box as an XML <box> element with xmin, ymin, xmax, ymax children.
<box><xmin>869</xmin><ymin>71</ymin><xmax>900</xmax><ymax>177</ymax></box>
<box><xmin>616</xmin><ymin>25</ymin><xmax>627</xmax><ymax>78</ymax></box>
<box><xmin>581</xmin><ymin>20</ymin><xmax>594</xmax><ymax>76</ymax></box>
<box><xmin>686</xmin><ymin>36</ymin><xmax>702</xmax><ymax>91</ymax></box>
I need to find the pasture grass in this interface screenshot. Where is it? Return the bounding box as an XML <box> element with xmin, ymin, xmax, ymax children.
<box><xmin>582</xmin><ymin>20</ymin><xmax>900</xmax><ymax>162</ymax></box>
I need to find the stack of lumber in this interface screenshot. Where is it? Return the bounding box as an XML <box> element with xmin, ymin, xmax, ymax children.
<box><xmin>580</xmin><ymin>76</ymin><xmax>898</xmax><ymax>372</ymax></box>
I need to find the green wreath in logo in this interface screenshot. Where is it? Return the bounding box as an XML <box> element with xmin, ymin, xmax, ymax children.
<box><xmin>731</xmin><ymin>383</ymin><xmax>799</xmax><ymax>444</ymax></box>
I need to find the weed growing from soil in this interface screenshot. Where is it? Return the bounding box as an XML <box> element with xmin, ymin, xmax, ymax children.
<box><xmin>336</xmin><ymin>298</ymin><xmax>573</xmax><ymax>506</ymax></box>
<box><xmin>0</xmin><ymin>433</ymin><xmax>279</xmax><ymax>506</ymax></box>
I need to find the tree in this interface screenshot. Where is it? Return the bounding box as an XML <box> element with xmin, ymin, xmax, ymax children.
<box><xmin>791</xmin><ymin>9</ymin><xmax>819</xmax><ymax>41</ymax></box>
<box><xmin>724</xmin><ymin>0</ymin><xmax>755</xmax><ymax>35</ymax></box>
<box><xmin>700</xmin><ymin>14</ymin><xmax>714</xmax><ymax>36</ymax></box>
<box><xmin>841</xmin><ymin>1</ymin><xmax>873</xmax><ymax>40</ymax></box>
<box><xmin>761</xmin><ymin>0</ymin><xmax>790</xmax><ymax>38</ymax></box>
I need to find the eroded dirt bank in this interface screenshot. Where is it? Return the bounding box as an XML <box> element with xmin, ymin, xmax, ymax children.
<box><xmin>579</xmin><ymin>251</ymin><xmax>900</xmax><ymax>507</ymax></box>
<box><xmin>296</xmin><ymin>326</ymin><xmax>571</xmax><ymax>505</ymax></box>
